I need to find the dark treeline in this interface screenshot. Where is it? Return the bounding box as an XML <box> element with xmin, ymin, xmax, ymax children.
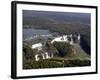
<box><xmin>80</xmin><ymin>34</ymin><xmax>91</xmax><ymax>55</ymax></box>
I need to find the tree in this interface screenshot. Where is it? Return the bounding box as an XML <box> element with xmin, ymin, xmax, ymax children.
<box><xmin>53</xmin><ymin>42</ymin><xmax>74</xmax><ymax>57</ymax></box>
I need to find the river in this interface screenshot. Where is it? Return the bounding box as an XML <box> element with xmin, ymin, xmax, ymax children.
<box><xmin>23</xmin><ymin>29</ymin><xmax>51</xmax><ymax>40</ymax></box>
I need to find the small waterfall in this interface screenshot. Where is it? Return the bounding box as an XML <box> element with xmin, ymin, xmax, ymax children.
<box><xmin>51</xmin><ymin>53</ymin><xmax>53</xmax><ymax>58</ymax></box>
<box><xmin>42</xmin><ymin>54</ymin><xmax>45</xmax><ymax>59</ymax></box>
<box><xmin>69</xmin><ymin>35</ymin><xmax>74</xmax><ymax>45</ymax></box>
<box><xmin>35</xmin><ymin>55</ymin><xmax>39</xmax><ymax>61</ymax></box>
<box><xmin>45</xmin><ymin>52</ymin><xmax>50</xmax><ymax>58</ymax></box>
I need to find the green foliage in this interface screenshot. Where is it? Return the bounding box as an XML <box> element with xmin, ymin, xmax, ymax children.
<box><xmin>49</xmin><ymin>58</ymin><xmax>63</xmax><ymax>62</ymax></box>
<box><xmin>23</xmin><ymin>38</ymin><xmax>90</xmax><ymax>69</ymax></box>
<box><xmin>53</xmin><ymin>42</ymin><xmax>73</xmax><ymax>57</ymax></box>
<box><xmin>64</xmin><ymin>59</ymin><xmax>91</xmax><ymax>67</ymax></box>
<box><xmin>23</xmin><ymin>58</ymin><xmax>91</xmax><ymax>69</ymax></box>
<box><xmin>23</xmin><ymin>43</ymin><xmax>36</xmax><ymax>60</ymax></box>
<box><xmin>23</xmin><ymin>59</ymin><xmax>63</xmax><ymax>69</ymax></box>
<box><xmin>23</xmin><ymin>42</ymin><xmax>37</xmax><ymax>69</ymax></box>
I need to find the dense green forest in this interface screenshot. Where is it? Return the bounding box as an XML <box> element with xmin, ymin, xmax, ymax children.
<box><xmin>23</xmin><ymin>42</ymin><xmax>90</xmax><ymax>69</ymax></box>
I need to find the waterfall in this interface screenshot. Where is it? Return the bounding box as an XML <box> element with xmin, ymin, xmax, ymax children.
<box><xmin>45</xmin><ymin>52</ymin><xmax>50</xmax><ymax>59</ymax></box>
<box><xmin>42</xmin><ymin>54</ymin><xmax>45</xmax><ymax>59</ymax></box>
<box><xmin>35</xmin><ymin>55</ymin><xmax>39</xmax><ymax>61</ymax></box>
